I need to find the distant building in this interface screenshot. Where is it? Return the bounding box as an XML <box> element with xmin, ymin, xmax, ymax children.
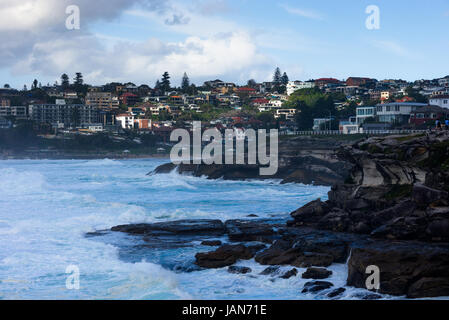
<box><xmin>429</xmin><ymin>95</ymin><xmax>449</xmax><ymax>109</ymax></box>
<box><xmin>356</xmin><ymin>106</ymin><xmax>376</xmax><ymax>125</ymax></box>
<box><xmin>286</xmin><ymin>81</ymin><xmax>314</xmax><ymax>96</ymax></box>
<box><xmin>119</xmin><ymin>93</ymin><xmax>139</xmax><ymax>106</ymax></box>
<box><xmin>115</xmin><ymin>114</ymin><xmax>135</xmax><ymax>130</ymax></box>
<box><xmin>375</xmin><ymin>102</ymin><xmax>428</xmax><ymax>124</ymax></box>
<box><xmin>346</xmin><ymin>77</ymin><xmax>375</xmax><ymax>87</ymax></box>
<box><xmin>30</xmin><ymin>103</ymin><xmax>99</xmax><ymax>128</ymax></box>
<box><xmin>86</xmin><ymin>92</ymin><xmax>119</xmax><ymax>111</ymax></box>
<box><xmin>275</xmin><ymin>108</ymin><xmax>296</xmax><ymax>120</ymax></box>
<box><xmin>409</xmin><ymin>105</ymin><xmax>449</xmax><ymax>126</ymax></box>
<box><xmin>0</xmin><ymin>105</ymin><xmax>28</xmax><ymax>120</ymax></box>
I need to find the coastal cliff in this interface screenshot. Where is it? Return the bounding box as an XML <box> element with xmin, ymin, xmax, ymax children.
<box><xmin>152</xmin><ymin>135</ymin><xmax>353</xmax><ymax>186</ymax></box>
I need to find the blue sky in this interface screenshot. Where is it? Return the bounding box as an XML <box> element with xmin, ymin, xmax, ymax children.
<box><xmin>1</xmin><ymin>0</ymin><xmax>449</xmax><ymax>89</ymax></box>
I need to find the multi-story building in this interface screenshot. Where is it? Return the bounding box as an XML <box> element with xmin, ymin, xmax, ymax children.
<box><xmin>275</xmin><ymin>108</ymin><xmax>296</xmax><ymax>120</ymax></box>
<box><xmin>86</xmin><ymin>92</ymin><xmax>119</xmax><ymax>111</ymax></box>
<box><xmin>0</xmin><ymin>105</ymin><xmax>28</xmax><ymax>119</ymax></box>
<box><xmin>286</xmin><ymin>81</ymin><xmax>314</xmax><ymax>96</ymax></box>
<box><xmin>115</xmin><ymin>114</ymin><xmax>135</xmax><ymax>129</ymax></box>
<box><xmin>429</xmin><ymin>95</ymin><xmax>449</xmax><ymax>109</ymax></box>
<box><xmin>375</xmin><ymin>102</ymin><xmax>427</xmax><ymax>124</ymax></box>
<box><xmin>29</xmin><ymin>102</ymin><xmax>99</xmax><ymax>128</ymax></box>
<box><xmin>410</xmin><ymin>105</ymin><xmax>449</xmax><ymax>126</ymax></box>
<box><xmin>356</xmin><ymin>106</ymin><xmax>376</xmax><ymax>124</ymax></box>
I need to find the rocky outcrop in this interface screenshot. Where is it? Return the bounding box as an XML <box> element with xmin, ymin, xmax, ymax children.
<box><xmin>150</xmin><ymin>136</ymin><xmax>353</xmax><ymax>186</ymax></box>
<box><xmin>289</xmin><ymin>132</ymin><xmax>449</xmax><ymax>242</ymax></box>
<box><xmin>195</xmin><ymin>244</ymin><xmax>265</xmax><ymax>268</ymax></box>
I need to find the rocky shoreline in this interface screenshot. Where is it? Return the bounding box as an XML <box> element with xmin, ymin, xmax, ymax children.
<box><xmin>89</xmin><ymin>131</ymin><xmax>449</xmax><ymax>299</ymax></box>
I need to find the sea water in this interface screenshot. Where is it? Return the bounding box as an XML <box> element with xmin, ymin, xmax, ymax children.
<box><xmin>0</xmin><ymin>159</ymin><xmax>387</xmax><ymax>300</ymax></box>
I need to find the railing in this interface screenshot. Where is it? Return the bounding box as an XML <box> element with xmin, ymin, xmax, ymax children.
<box><xmin>280</xmin><ymin>129</ymin><xmax>428</xmax><ymax>136</ymax></box>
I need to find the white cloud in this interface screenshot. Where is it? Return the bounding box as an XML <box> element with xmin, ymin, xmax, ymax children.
<box><xmin>0</xmin><ymin>0</ymin><xmax>274</xmax><ymax>86</ymax></box>
<box><xmin>279</xmin><ymin>3</ymin><xmax>324</xmax><ymax>20</ymax></box>
<box><xmin>371</xmin><ymin>40</ymin><xmax>413</xmax><ymax>58</ymax></box>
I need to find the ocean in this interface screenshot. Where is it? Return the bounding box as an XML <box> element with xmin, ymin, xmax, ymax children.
<box><xmin>0</xmin><ymin>158</ymin><xmax>387</xmax><ymax>299</ymax></box>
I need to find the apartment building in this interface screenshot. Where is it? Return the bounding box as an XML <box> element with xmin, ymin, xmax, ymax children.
<box><xmin>0</xmin><ymin>105</ymin><xmax>28</xmax><ymax>119</ymax></box>
<box><xmin>29</xmin><ymin>103</ymin><xmax>99</xmax><ymax>128</ymax></box>
<box><xmin>376</xmin><ymin>102</ymin><xmax>427</xmax><ymax>124</ymax></box>
<box><xmin>86</xmin><ymin>92</ymin><xmax>119</xmax><ymax>111</ymax></box>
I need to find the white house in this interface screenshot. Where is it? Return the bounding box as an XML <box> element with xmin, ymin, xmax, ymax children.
<box><xmin>356</xmin><ymin>106</ymin><xmax>376</xmax><ymax>124</ymax></box>
<box><xmin>116</xmin><ymin>114</ymin><xmax>135</xmax><ymax>129</ymax></box>
<box><xmin>429</xmin><ymin>95</ymin><xmax>449</xmax><ymax>109</ymax></box>
<box><xmin>287</xmin><ymin>81</ymin><xmax>314</xmax><ymax>96</ymax></box>
<box><xmin>376</xmin><ymin>102</ymin><xmax>428</xmax><ymax>123</ymax></box>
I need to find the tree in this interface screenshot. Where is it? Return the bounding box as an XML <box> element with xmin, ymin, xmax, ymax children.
<box><xmin>161</xmin><ymin>72</ymin><xmax>171</xmax><ymax>93</ymax></box>
<box><xmin>247</xmin><ymin>79</ymin><xmax>257</xmax><ymax>88</ymax></box>
<box><xmin>181</xmin><ymin>72</ymin><xmax>190</xmax><ymax>92</ymax></box>
<box><xmin>32</xmin><ymin>79</ymin><xmax>38</xmax><ymax>90</ymax></box>
<box><xmin>281</xmin><ymin>72</ymin><xmax>289</xmax><ymax>86</ymax></box>
<box><xmin>3</xmin><ymin>84</ymin><xmax>10</xmax><ymax>88</ymax></box>
<box><xmin>273</xmin><ymin>67</ymin><xmax>282</xmax><ymax>84</ymax></box>
<box><xmin>61</xmin><ymin>74</ymin><xmax>70</xmax><ymax>90</ymax></box>
<box><xmin>74</xmin><ymin>72</ymin><xmax>83</xmax><ymax>86</ymax></box>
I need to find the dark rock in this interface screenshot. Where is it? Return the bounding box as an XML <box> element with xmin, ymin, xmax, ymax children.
<box><xmin>352</xmin><ymin>293</ymin><xmax>382</xmax><ymax>300</ymax></box>
<box><xmin>228</xmin><ymin>266</ymin><xmax>252</xmax><ymax>274</ymax></box>
<box><xmin>301</xmin><ymin>281</ymin><xmax>334</xmax><ymax>293</ymax></box>
<box><xmin>347</xmin><ymin>242</ymin><xmax>449</xmax><ymax>298</ymax></box>
<box><xmin>291</xmin><ymin>252</ymin><xmax>334</xmax><ymax>268</ymax></box>
<box><xmin>111</xmin><ymin>219</ymin><xmax>226</xmax><ymax>236</ymax></box>
<box><xmin>407</xmin><ymin>277</ymin><xmax>449</xmax><ymax>299</ymax></box>
<box><xmin>225</xmin><ymin>219</ymin><xmax>276</xmax><ymax>243</ymax></box>
<box><xmin>247</xmin><ymin>214</ymin><xmax>259</xmax><ymax>218</ymax></box>
<box><xmin>255</xmin><ymin>240</ymin><xmax>300</xmax><ymax>265</ymax></box>
<box><xmin>201</xmin><ymin>240</ymin><xmax>222</xmax><ymax>246</ymax></box>
<box><xmin>260</xmin><ymin>266</ymin><xmax>280</xmax><ymax>276</ymax></box>
<box><xmin>148</xmin><ymin>162</ymin><xmax>176</xmax><ymax>174</ymax></box>
<box><xmin>280</xmin><ymin>268</ymin><xmax>298</xmax><ymax>279</ymax></box>
<box><xmin>327</xmin><ymin>288</ymin><xmax>346</xmax><ymax>298</ymax></box>
<box><xmin>290</xmin><ymin>199</ymin><xmax>329</xmax><ymax>224</ymax></box>
<box><xmin>195</xmin><ymin>244</ymin><xmax>256</xmax><ymax>269</ymax></box>
<box><xmin>302</xmin><ymin>267</ymin><xmax>332</xmax><ymax>279</ymax></box>
<box><xmin>412</xmin><ymin>184</ymin><xmax>448</xmax><ymax>208</ymax></box>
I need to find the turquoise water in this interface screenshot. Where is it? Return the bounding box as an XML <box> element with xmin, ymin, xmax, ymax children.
<box><xmin>0</xmin><ymin>158</ymin><xmax>380</xmax><ymax>299</ymax></box>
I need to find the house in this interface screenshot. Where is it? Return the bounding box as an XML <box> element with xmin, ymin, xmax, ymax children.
<box><xmin>429</xmin><ymin>95</ymin><xmax>449</xmax><ymax>109</ymax></box>
<box><xmin>313</xmin><ymin>117</ymin><xmax>334</xmax><ymax>131</ymax></box>
<box><xmin>275</xmin><ymin>109</ymin><xmax>296</xmax><ymax>120</ymax></box>
<box><xmin>346</xmin><ymin>77</ymin><xmax>375</xmax><ymax>87</ymax></box>
<box><xmin>115</xmin><ymin>113</ymin><xmax>135</xmax><ymax>129</ymax></box>
<box><xmin>286</xmin><ymin>81</ymin><xmax>314</xmax><ymax>96</ymax></box>
<box><xmin>409</xmin><ymin>105</ymin><xmax>449</xmax><ymax>126</ymax></box>
<box><xmin>356</xmin><ymin>106</ymin><xmax>376</xmax><ymax>124</ymax></box>
<box><xmin>314</xmin><ymin>78</ymin><xmax>341</xmax><ymax>89</ymax></box>
<box><xmin>339</xmin><ymin>118</ymin><xmax>359</xmax><ymax>134</ymax></box>
<box><xmin>119</xmin><ymin>93</ymin><xmax>139</xmax><ymax>106</ymax></box>
<box><xmin>375</xmin><ymin>102</ymin><xmax>428</xmax><ymax>124</ymax></box>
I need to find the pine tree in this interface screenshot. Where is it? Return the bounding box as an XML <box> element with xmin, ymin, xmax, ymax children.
<box><xmin>32</xmin><ymin>79</ymin><xmax>38</xmax><ymax>90</ymax></box>
<box><xmin>281</xmin><ymin>72</ymin><xmax>289</xmax><ymax>85</ymax></box>
<box><xmin>273</xmin><ymin>67</ymin><xmax>282</xmax><ymax>84</ymax></box>
<box><xmin>74</xmin><ymin>72</ymin><xmax>83</xmax><ymax>86</ymax></box>
<box><xmin>181</xmin><ymin>72</ymin><xmax>190</xmax><ymax>92</ymax></box>
<box><xmin>61</xmin><ymin>74</ymin><xmax>70</xmax><ymax>90</ymax></box>
<box><xmin>161</xmin><ymin>72</ymin><xmax>171</xmax><ymax>93</ymax></box>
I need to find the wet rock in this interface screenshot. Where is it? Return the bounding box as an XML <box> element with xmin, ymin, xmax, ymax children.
<box><xmin>247</xmin><ymin>214</ymin><xmax>259</xmax><ymax>218</ymax></box>
<box><xmin>195</xmin><ymin>244</ymin><xmax>255</xmax><ymax>269</ymax></box>
<box><xmin>228</xmin><ymin>266</ymin><xmax>252</xmax><ymax>274</ymax></box>
<box><xmin>280</xmin><ymin>268</ymin><xmax>298</xmax><ymax>279</ymax></box>
<box><xmin>347</xmin><ymin>241</ymin><xmax>449</xmax><ymax>298</ymax></box>
<box><xmin>301</xmin><ymin>281</ymin><xmax>334</xmax><ymax>293</ymax></box>
<box><xmin>327</xmin><ymin>288</ymin><xmax>346</xmax><ymax>298</ymax></box>
<box><xmin>260</xmin><ymin>266</ymin><xmax>280</xmax><ymax>276</ymax></box>
<box><xmin>225</xmin><ymin>219</ymin><xmax>277</xmax><ymax>243</ymax></box>
<box><xmin>407</xmin><ymin>277</ymin><xmax>449</xmax><ymax>299</ymax></box>
<box><xmin>302</xmin><ymin>267</ymin><xmax>332</xmax><ymax>280</ymax></box>
<box><xmin>111</xmin><ymin>219</ymin><xmax>226</xmax><ymax>236</ymax></box>
<box><xmin>254</xmin><ymin>240</ymin><xmax>300</xmax><ymax>265</ymax></box>
<box><xmin>291</xmin><ymin>252</ymin><xmax>334</xmax><ymax>268</ymax></box>
<box><xmin>149</xmin><ymin>162</ymin><xmax>176</xmax><ymax>174</ymax></box>
<box><xmin>352</xmin><ymin>293</ymin><xmax>382</xmax><ymax>300</ymax></box>
<box><xmin>290</xmin><ymin>199</ymin><xmax>329</xmax><ymax>224</ymax></box>
<box><xmin>201</xmin><ymin>240</ymin><xmax>222</xmax><ymax>246</ymax></box>
<box><xmin>412</xmin><ymin>184</ymin><xmax>448</xmax><ymax>208</ymax></box>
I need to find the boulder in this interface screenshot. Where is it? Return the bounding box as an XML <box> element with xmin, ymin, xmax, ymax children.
<box><xmin>201</xmin><ymin>240</ymin><xmax>222</xmax><ymax>246</ymax></box>
<box><xmin>327</xmin><ymin>288</ymin><xmax>346</xmax><ymax>298</ymax></box>
<box><xmin>301</xmin><ymin>281</ymin><xmax>333</xmax><ymax>293</ymax></box>
<box><xmin>280</xmin><ymin>268</ymin><xmax>298</xmax><ymax>279</ymax></box>
<box><xmin>302</xmin><ymin>267</ymin><xmax>332</xmax><ymax>279</ymax></box>
<box><xmin>195</xmin><ymin>244</ymin><xmax>256</xmax><ymax>269</ymax></box>
<box><xmin>225</xmin><ymin>219</ymin><xmax>276</xmax><ymax>243</ymax></box>
<box><xmin>228</xmin><ymin>266</ymin><xmax>252</xmax><ymax>274</ymax></box>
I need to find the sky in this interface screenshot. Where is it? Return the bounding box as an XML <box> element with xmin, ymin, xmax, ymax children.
<box><xmin>0</xmin><ymin>0</ymin><xmax>449</xmax><ymax>89</ymax></box>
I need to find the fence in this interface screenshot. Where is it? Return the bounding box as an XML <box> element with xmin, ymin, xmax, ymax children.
<box><xmin>280</xmin><ymin>129</ymin><xmax>427</xmax><ymax>136</ymax></box>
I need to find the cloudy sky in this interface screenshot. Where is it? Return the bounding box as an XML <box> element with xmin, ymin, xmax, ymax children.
<box><xmin>1</xmin><ymin>0</ymin><xmax>449</xmax><ymax>89</ymax></box>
